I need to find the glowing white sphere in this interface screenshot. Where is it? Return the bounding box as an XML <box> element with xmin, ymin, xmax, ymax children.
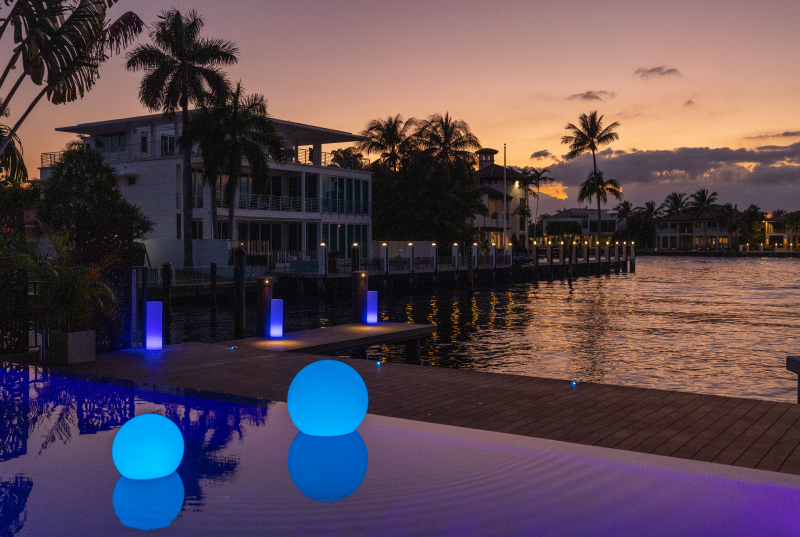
<box><xmin>112</xmin><ymin>414</ymin><xmax>184</xmax><ymax>480</ymax></box>
<box><xmin>287</xmin><ymin>360</ymin><xmax>368</xmax><ymax>436</ymax></box>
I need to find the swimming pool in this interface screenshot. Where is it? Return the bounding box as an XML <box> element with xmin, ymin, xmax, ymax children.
<box><xmin>2</xmin><ymin>363</ymin><xmax>800</xmax><ymax>536</ymax></box>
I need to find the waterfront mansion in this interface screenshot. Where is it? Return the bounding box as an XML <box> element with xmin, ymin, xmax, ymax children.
<box><xmin>40</xmin><ymin>113</ymin><xmax>372</xmax><ymax>267</ymax></box>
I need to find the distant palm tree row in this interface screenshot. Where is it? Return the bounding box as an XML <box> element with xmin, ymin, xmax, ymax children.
<box><xmin>612</xmin><ymin>189</ymin><xmax>782</xmax><ymax>248</ymax></box>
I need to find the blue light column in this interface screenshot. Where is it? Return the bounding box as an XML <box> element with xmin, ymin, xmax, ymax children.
<box><xmin>145</xmin><ymin>301</ymin><xmax>162</xmax><ymax>350</ymax></box>
<box><xmin>269</xmin><ymin>299</ymin><xmax>284</xmax><ymax>338</ymax></box>
<box><xmin>366</xmin><ymin>291</ymin><xmax>378</xmax><ymax>324</ymax></box>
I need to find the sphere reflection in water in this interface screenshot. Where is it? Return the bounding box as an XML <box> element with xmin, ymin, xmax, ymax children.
<box><xmin>113</xmin><ymin>472</ymin><xmax>185</xmax><ymax>530</ymax></box>
<box><xmin>288</xmin><ymin>432</ymin><xmax>368</xmax><ymax>501</ymax></box>
<box><xmin>112</xmin><ymin>414</ymin><xmax>184</xmax><ymax>479</ymax></box>
<box><xmin>287</xmin><ymin>360</ymin><xmax>368</xmax><ymax>436</ymax></box>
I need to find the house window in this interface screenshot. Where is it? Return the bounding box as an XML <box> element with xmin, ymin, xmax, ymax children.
<box><xmin>191</xmin><ymin>220</ymin><xmax>203</xmax><ymax>240</ymax></box>
<box><xmin>215</xmin><ymin>222</ymin><xmax>230</xmax><ymax>240</ymax></box>
<box><xmin>161</xmin><ymin>135</ymin><xmax>175</xmax><ymax>156</ymax></box>
<box><xmin>140</xmin><ymin>132</ymin><xmax>148</xmax><ymax>153</ymax></box>
<box><xmin>176</xmin><ymin>214</ymin><xmax>181</xmax><ymax>239</ymax></box>
<box><xmin>127</xmin><ymin>176</ymin><xmax>136</xmax><ymax>186</ymax></box>
<box><xmin>96</xmin><ymin>132</ymin><xmax>127</xmax><ymax>152</ymax></box>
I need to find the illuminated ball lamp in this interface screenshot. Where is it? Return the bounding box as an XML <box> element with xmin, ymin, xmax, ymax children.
<box><xmin>287</xmin><ymin>360</ymin><xmax>368</xmax><ymax>437</ymax></box>
<box><xmin>112</xmin><ymin>414</ymin><xmax>184</xmax><ymax>480</ymax></box>
<box><xmin>112</xmin><ymin>414</ymin><xmax>185</xmax><ymax>530</ymax></box>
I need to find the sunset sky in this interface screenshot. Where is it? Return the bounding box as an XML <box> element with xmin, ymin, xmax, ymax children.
<box><xmin>9</xmin><ymin>0</ymin><xmax>800</xmax><ymax>215</ymax></box>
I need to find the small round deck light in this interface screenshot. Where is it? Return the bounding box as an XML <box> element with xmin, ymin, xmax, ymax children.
<box><xmin>571</xmin><ymin>381</ymin><xmax>578</xmax><ymax>386</ymax></box>
<box><xmin>288</xmin><ymin>360</ymin><xmax>368</xmax><ymax>436</ymax></box>
<box><xmin>112</xmin><ymin>414</ymin><xmax>184</xmax><ymax>480</ymax></box>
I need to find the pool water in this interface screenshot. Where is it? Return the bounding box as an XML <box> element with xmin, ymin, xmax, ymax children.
<box><xmin>3</xmin><ymin>363</ymin><xmax>800</xmax><ymax>536</ymax></box>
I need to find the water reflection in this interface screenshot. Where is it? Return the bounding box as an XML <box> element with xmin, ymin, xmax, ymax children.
<box><xmin>0</xmin><ymin>475</ymin><xmax>32</xmax><ymax>536</ymax></box>
<box><xmin>113</xmin><ymin>473</ymin><xmax>185</xmax><ymax>530</ymax></box>
<box><xmin>287</xmin><ymin>432</ymin><xmax>368</xmax><ymax>502</ymax></box>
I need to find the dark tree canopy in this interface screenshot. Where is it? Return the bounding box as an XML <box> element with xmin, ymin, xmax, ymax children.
<box><xmin>38</xmin><ymin>147</ymin><xmax>152</xmax><ymax>264</ymax></box>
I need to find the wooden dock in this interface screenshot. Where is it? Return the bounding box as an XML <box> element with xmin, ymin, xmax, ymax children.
<box><xmin>37</xmin><ymin>327</ymin><xmax>800</xmax><ymax>477</ymax></box>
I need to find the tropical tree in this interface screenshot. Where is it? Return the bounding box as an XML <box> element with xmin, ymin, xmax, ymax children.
<box><xmin>561</xmin><ymin>110</ymin><xmax>620</xmax><ymax>178</ymax></box>
<box><xmin>356</xmin><ymin>114</ymin><xmax>417</xmax><ymax>172</ymax></box>
<box><xmin>660</xmin><ymin>191</ymin><xmax>688</xmax><ymax>215</ymax></box>
<box><xmin>578</xmin><ymin>170</ymin><xmax>622</xmax><ymax>246</ymax></box>
<box><xmin>181</xmin><ymin>82</ymin><xmax>284</xmax><ymax>241</ymax></box>
<box><xmin>330</xmin><ymin>147</ymin><xmax>368</xmax><ymax>170</ymax></box>
<box><xmin>0</xmin><ymin>0</ymin><xmax>143</xmax><ymax>155</ymax></box>
<box><xmin>125</xmin><ymin>8</ymin><xmax>238</xmax><ymax>266</ymax></box>
<box><xmin>519</xmin><ymin>166</ymin><xmax>554</xmax><ymax>243</ymax></box>
<box><xmin>636</xmin><ymin>200</ymin><xmax>663</xmax><ymax>248</ymax></box>
<box><xmin>688</xmin><ymin>188</ymin><xmax>718</xmax><ymax>247</ymax></box>
<box><xmin>612</xmin><ymin>200</ymin><xmax>634</xmax><ymax>240</ymax></box>
<box><xmin>412</xmin><ymin>112</ymin><xmax>481</xmax><ymax>168</ymax></box>
<box><xmin>717</xmin><ymin>202</ymin><xmax>741</xmax><ymax>247</ymax></box>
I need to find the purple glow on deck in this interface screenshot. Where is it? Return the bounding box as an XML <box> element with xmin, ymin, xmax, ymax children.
<box><xmin>270</xmin><ymin>299</ymin><xmax>283</xmax><ymax>338</ymax></box>
<box><xmin>366</xmin><ymin>291</ymin><xmax>378</xmax><ymax>324</ymax></box>
<box><xmin>145</xmin><ymin>301</ymin><xmax>162</xmax><ymax>350</ymax></box>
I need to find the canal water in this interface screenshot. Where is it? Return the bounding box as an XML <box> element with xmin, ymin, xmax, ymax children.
<box><xmin>169</xmin><ymin>257</ymin><xmax>800</xmax><ymax>403</ymax></box>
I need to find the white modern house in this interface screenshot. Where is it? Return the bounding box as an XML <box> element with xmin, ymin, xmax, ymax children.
<box><xmin>39</xmin><ymin>113</ymin><xmax>372</xmax><ymax>267</ymax></box>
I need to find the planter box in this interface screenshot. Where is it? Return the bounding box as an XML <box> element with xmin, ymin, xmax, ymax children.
<box><xmin>49</xmin><ymin>330</ymin><xmax>96</xmax><ymax>364</ymax></box>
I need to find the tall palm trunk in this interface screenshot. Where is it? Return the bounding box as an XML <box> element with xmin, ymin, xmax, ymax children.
<box><xmin>181</xmin><ymin>98</ymin><xmax>194</xmax><ymax>267</ymax></box>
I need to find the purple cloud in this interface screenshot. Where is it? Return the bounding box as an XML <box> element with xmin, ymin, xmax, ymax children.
<box><xmin>635</xmin><ymin>66</ymin><xmax>682</xmax><ymax>79</ymax></box>
<box><xmin>568</xmin><ymin>90</ymin><xmax>616</xmax><ymax>101</ymax></box>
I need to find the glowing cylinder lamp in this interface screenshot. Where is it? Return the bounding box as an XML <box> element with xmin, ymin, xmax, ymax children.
<box><xmin>112</xmin><ymin>414</ymin><xmax>184</xmax><ymax>480</ymax></box>
<box><xmin>366</xmin><ymin>291</ymin><xmax>378</xmax><ymax>324</ymax></box>
<box><xmin>287</xmin><ymin>360</ymin><xmax>368</xmax><ymax>436</ymax></box>
<box><xmin>113</xmin><ymin>472</ymin><xmax>185</xmax><ymax>530</ymax></box>
<box><xmin>288</xmin><ymin>431</ymin><xmax>368</xmax><ymax>501</ymax></box>
<box><xmin>269</xmin><ymin>298</ymin><xmax>283</xmax><ymax>338</ymax></box>
<box><xmin>145</xmin><ymin>301</ymin><xmax>163</xmax><ymax>350</ymax></box>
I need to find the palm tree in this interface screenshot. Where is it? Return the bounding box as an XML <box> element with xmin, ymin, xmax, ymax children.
<box><xmin>688</xmin><ymin>188</ymin><xmax>718</xmax><ymax>248</ymax></box>
<box><xmin>182</xmin><ymin>82</ymin><xmax>285</xmax><ymax>241</ymax></box>
<box><xmin>0</xmin><ymin>0</ymin><xmax>143</xmax><ymax>155</ymax></box>
<box><xmin>412</xmin><ymin>112</ymin><xmax>481</xmax><ymax>169</ymax></box>
<box><xmin>125</xmin><ymin>9</ymin><xmax>238</xmax><ymax>267</ymax></box>
<box><xmin>660</xmin><ymin>192</ymin><xmax>688</xmax><ymax>249</ymax></box>
<box><xmin>638</xmin><ymin>200</ymin><xmax>662</xmax><ymax>248</ymax></box>
<box><xmin>519</xmin><ymin>167</ymin><xmax>554</xmax><ymax>243</ymax></box>
<box><xmin>356</xmin><ymin>115</ymin><xmax>417</xmax><ymax>172</ymax></box>
<box><xmin>561</xmin><ymin>110</ymin><xmax>621</xmax><ymax>178</ymax></box>
<box><xmin>613</xmin><ymin>200</ymin><xmax>634</xmax><ymax>241</ymax></box>
<box><xmin>717</xmin><ymin>202</ymin><xmax>740</xmax><ymax>248</ymax></box>
<box><xmin>578</xmin><ymin>170</ymin><xmax>622</xmax><ymax>247</ymax></box>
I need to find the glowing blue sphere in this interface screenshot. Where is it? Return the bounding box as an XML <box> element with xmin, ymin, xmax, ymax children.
<box><xmin>112</xmin><ymin>414</ymin><xmax>184</xmax><ymax>480</ymax></box>
<box><xmin>113</xmin><ymin>473</ymin><xmax>185</xmax><ymax>530</ymax></box>
<box><xmin>288</xmin><ymin>432</ymin><xmax>368</xmax><ymax>501</ymax></box>
<box><xmin>287</xmin><ymin>360</ymin><xmax>368</xmax><ymax>436</ymax></box>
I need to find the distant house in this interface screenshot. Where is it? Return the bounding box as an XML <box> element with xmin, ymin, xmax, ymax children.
<box><xmin>474</xmin><ymin>148</ymin><xmax>527</xmax><ymax>248</ymax></box>
<box><xmin>40</xmin><ymin>113</ymin><xmax>372</xmax><ymax>267</ymax></box>
<box><xmin>654</xmin><ymin>212</ymin><xmax>732</xmax><ymax>250</ymax></box>
<box><xmin>764</xmin><ymin>213</ymin><xmax>790</xmax><ymax>249</ymax></box>
<box><xmin>542</xmin><ymin>208</ymin><xmax>617</xmax><ymax>245</ymax></box>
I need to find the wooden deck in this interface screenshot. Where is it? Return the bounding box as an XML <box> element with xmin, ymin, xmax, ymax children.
<box><xmin>42</xmin><ymin>336</ymin><xmax>800</xmax><ymax>477</ymax></box>
<box><xmin>221</xmin><ymin>322</ymin><xmax>436</xmax><ymax>354</ymax></box>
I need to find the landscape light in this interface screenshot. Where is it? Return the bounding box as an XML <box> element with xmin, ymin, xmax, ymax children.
<box><xmin>366</xmin><ymin>291</ymin><xmax>378</xmax><ymax>324</ymax></box>
<box><xmin>145</xmin><ymin>301</ymin><xmax>162</xmax><ymax>351</ymax></box>
<box><xmin>287</xmin><ymin>360</ymin><xmax>368</xmax><ymax>436</ymax></box>
<box><xmin>112</xmin><ymin>414</ymin><xmax>184</xmax><ymax>480</ymax></box>
<box><xmin>320</xmin><ymin>242</ymin><xmax>326</xmax><ymax>247</ymax></box>
<box><xmin>269</xmin><ymin>299</ymin><xmax>283</xmax><ymax>338</ymax></box>
<box><xmin>287</xmin><ymin>431</ymin><xmax>368</xmax><ymax>501</ymax></box>
<box><xmin>113</xmin><ymin>473</ymin><xmax>184</xmax><ymax>531</ymax></box>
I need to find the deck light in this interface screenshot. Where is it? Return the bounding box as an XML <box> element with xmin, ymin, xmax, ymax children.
<box><xmin>288</xmin><ymin>431</ymin><xmax>368</xmax><ymax>501</ymax></box>
<box><xmin>432</xmin><ymin>242</ymin><xmax>436</xmax><ymax>246</ymax></box>
<box><xmin>320</xmin><ymin>242</ymin><xmax>326</xmax><ymax>247</ymax></box>
<box><xmin>269</xmin><ymin>299</ymin><xmax>283</xmax><ymax>338</ymax></box>
<box><xmin>382</xmin><ymin>242</ymin><xmax>387</xmax><ymax>247</ymax></box>
<box><xmin>353</xmin><ymin>242</ymin><xmax>358</xmax><ymax>247</ymax></box>
<box><xmin>288</xmin><ymin>360</ymin><xmax>368</xmax><ymax>436</ymax></box>
<box><xmin>112</xmin><ymin>414</ymin><xmax>184</xmax><ymax>480</ymax></box>
<box><xmin>113</xmin><ymin>473</ymin><xmax>184</xmax><ymax>530</ymax></box>
<box><xmin>366</xmin><ymin>291</ymin><xmax>378</xmax><ymax>324</ymax></box>
<box><xmin>145</xmin><ymin>302</ymin><xmax>162</xmax><ymax>351</ymax></box>
<box><xmin>572</xmin><ymin>381</ymin><xmax>578</xmax><ymax>386</ymax></box>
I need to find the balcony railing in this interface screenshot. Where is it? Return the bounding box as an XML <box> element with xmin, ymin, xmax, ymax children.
<box><xmin>223</xmin><ymin>193</ymin><xmax>302</xmax><ymax>212</ymax></box>
<box><xmin>42</xmin><ymin>143</ymin><xmax>370</xmax><ymax>171</ymax></box>
<box><xmin>321</xmin><ymin>199</ymin><xmax>370</xmax><ymax>215</ymax></box>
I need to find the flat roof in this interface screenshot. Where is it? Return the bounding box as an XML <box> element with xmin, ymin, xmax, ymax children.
<box><xmin>55</xmin><ymin>112</ymin><xmax>365</xmax><ymax>145</ymax></box>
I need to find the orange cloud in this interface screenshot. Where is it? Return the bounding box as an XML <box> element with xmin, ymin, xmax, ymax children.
<box><xmin>538</xmin><ymin>182</ymin><xmax>569</xmax><ymax>200</ymax></box>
